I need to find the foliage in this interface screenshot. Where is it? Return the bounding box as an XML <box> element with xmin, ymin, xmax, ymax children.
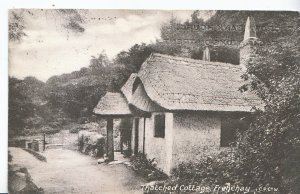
<box><xmin>163</xmin><ymin>10</ymin><xmax>300</xmax><ymax>194</ymax></box>
<box><xmin>159</xmin><ymin>11</ymin><xmax>299</xmax><ymax>64</ymax></box>
<box><xmin>8</xmin><ymin>11</ymin><xmax>300</xmax><ymax>193</ymax></box>
<box><xmin>78</xmin><ymin>131</ymin><xmax>105</xmax><ymax>157</ymax></box>
<box><xmin>9</xmin><ymin>11</ymin><xmax>27</xmax><ymax>42</ymax></box>
<box><xmin>236</xmin><ymin>15</ymin><xmax>300</xmax><ymax>193</ymax></box>
<box><xmin>9</xmin><ymin>9</ymin><xmax>86</xmax><ymax>42</ymax></box>
<box><xmin>40</xmin><ymin>126</ymin><xmax>61</xmax><ymax>135</ymax></box>
<box><xmin>114</xmin><ymin>43</ymin><xmax>154</xmax><ymax>72</ymax></box>
<box><xmin>8</xmin><ymin>76</ymin><xmax>69</xmax><ymax>136</ymax></box>
<box><xmin>114</xmin><ymin>42</ymin><xmax>184</xmax><ymax>73</ymax></box>
<box><xmin>44</xmin><ymin>52</ymin><xmax>126</xmax><ymax>119</ymax></box>
<box><xmin>57</xmin><ymin>9</ymin><xmax>86</xmax><ymax>33</ymax></box>
<box><xmin>8</xmin><ymin>77</ymin><xmax>35</xmax><ymax>137</ymax></box>
<box><xmin>150</xmin><ymin>10</ymin><xmax>300</xmax><ymax>194</ymax></box>
<box><xmin>167</xmin><ymin>152</ymin><xmax>247</xmax><ymax>192</ymax></box>
<box><xmin>69</xmin><ymin>127</ymin><xmax>80</xmax><ymax>134</ymax></box>
<box><xmin>130</xmin><ymin>152</ymin><xmax>168</xmax><ymax>181</ymax></box>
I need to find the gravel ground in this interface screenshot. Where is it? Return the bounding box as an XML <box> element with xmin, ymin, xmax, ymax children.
<box><xmin>9</xmin><ymin>147</ymin><xmax>147</xmax><ymax>194</ymax></box>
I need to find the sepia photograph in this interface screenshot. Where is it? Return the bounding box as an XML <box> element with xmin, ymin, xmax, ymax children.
<box><xmin>6</xmin><ymin>7</ymin><xmax>300</xmax><ymax>194</ymax></box>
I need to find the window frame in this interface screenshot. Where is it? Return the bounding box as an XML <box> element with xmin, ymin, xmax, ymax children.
<box><xmin>220</xmin><ymin>116</ymin><xmax>239</xmax><ymax>148</ymax></box>
<box><xmin>154</xmin><ymin>114</ymin><xmax>165</xmax><ymax>138</ymax></box>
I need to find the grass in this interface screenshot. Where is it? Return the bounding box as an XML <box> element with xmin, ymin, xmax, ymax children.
<box><xmin>22</xmin><ymin>148</ymin><xmax>47</xmax><ymax>162</ymax></box>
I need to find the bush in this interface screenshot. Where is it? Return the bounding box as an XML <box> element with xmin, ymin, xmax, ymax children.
<box><xmin>69</xmin><ymin>127</ymin><xmax>80</xmax><ymax>133</ymax></box>
<box><xmin>48</xmin><ymin>121</ymin><xmax>61</xmax><ymax>128</ymax></box>
<box><xmin>164</xmin><ymin>149</ymin><xmax>282</xmax><ymax>194</ymax></box>
<box><xmin>168</xmin><ymin>151</ymin><xmax>240</xmax><ymax>189</ymax></box>
<box><xmin>22</xmin><ymin>126</ymin><xmax>60</xmax><ymax>135</ymax></box>
<box><xmin>41</xmin><ymin>126</ymin><xmax>60</xmax><ymax>134</ymax></box>
<box><xmin>78</xmin><ymin>117</ymin><xmax>88</xmax><ymax>124</ymax></box>
<box><xmin>78</xmin><ymin>131</ymin><xmax>105</xmax><ymax>157</ymax></box>
<box><xmin>130</xmin><ymin>152</ymin><xmax>168</xmax><ymax>181</ymax></box>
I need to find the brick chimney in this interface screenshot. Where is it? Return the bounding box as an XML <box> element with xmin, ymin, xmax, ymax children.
<box><xmin>239</xmin><ymin>17</ymin><xmax>262</xmax><ymax>71</ymax></box>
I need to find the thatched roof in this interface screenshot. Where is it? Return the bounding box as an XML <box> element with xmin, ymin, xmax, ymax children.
<box><xmin>93</xmin><ymin>92</ymin><xmax>131</xmax><ymax>116</ymax></box>
<box><xmin>121</xmin><ymin>73</ymin><xmax>164</xmax><ymax>112</ymax></box>
<box><xmin>121</xmin><ymin>73</ymin><xmax>137</xmax><ymax>102</ymax></box>
<box><xmin>133</xmin><ymin>53</ymin><xmax>263</xmax><ymax>112</ymax></box>
<box><xmin>130</xmin><ymin>83</ymin><xmax>165</xmax><ymax>112</ymax></box>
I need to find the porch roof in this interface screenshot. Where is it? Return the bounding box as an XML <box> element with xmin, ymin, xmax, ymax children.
<box><xmin>93</xmin><ymin>92</ymin><xmax>132</xmax><ymax>116</ymax></box>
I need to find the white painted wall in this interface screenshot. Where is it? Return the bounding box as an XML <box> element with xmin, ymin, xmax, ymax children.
<box><xmin>143</xmin><ymin>112</ymin><xmax>173</xmax><ymax>174</ymax></box>
<box><xmin>131</xmin><ymin>112</ymin><xmax>222</xmax><ymax>175</ymax></box>
<box><xmin>138</xmin><ymin>118</ymin><xmax>144</xmax><ymax>153</ymax></box>
<box><xmin>172</xmin><ymin>112</ymin><xmax>221</xmax><ymax>168</ymax></box>
<box><xmin>130</xmin><ymin>117</ymin><xmax>146</xmax><ymax>154</ymax></box>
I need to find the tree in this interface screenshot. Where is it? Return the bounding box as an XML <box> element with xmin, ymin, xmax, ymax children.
<box><xmin>114</xmin><ymin>43</ymin><xmax>154</xmax><ymax>72</ymax></box>
<box><xmin>237</xmin><ymin>14</ymin><xmax>300</xmax><ymax>193</ymax></box>
<box><xmin>8</xmin><ymin>77</ymin><xmax>35</xmax><ymax>136</ymax></box>
<box><xmin>89</xmin><ymin>51</ymin><xmax>111</xmax><ymax>72</ymax></box>
<box><xmin>9</xmin><ymin>9</ymin><xmax>87</xmax><ymax>42</ymax></box>
<box><xmin>9</xmin><ymin>11</ymin><xmax>26</xmax><ymax>42</ymax></box>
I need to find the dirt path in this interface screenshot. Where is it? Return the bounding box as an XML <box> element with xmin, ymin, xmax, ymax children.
<box><xmin>9</xmin><ymin>147</ymin><xmax>147</xmax><ymax>194</ymax></box>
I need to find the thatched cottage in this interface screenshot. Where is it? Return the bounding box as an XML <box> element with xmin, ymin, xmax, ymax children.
<box><xmin>94</xmin><ymin>17</ymin><xmax>263</xmax><ymax>174</ymax></box>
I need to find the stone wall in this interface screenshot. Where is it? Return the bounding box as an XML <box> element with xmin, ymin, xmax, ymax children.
<box><xmin>172</xmin><ymin>112</ymin><xmax>221</xmax><ymax>167</ymax></box>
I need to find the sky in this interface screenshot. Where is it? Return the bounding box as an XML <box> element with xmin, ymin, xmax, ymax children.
<box><xmin>8</xmin><ymin>9</ymin><xmax>217</xmax><ymax>82</ymax></box>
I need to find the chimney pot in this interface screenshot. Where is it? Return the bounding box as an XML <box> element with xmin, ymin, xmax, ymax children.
<box><xmin>244</xmin><ymin>16</ymin><xmax>257</xmax><ymax>41</ymax></box>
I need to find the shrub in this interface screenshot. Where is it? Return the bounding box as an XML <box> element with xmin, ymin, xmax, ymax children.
<box><xmin>48</xmin><ymin>121</ymin><xmax>61</xmax><ymax>128</ymax></box>
<box><xmin>168</xmin><ymin>151</ymin><xmax>240</xmax><ymax>189</ymax></box>
<box><xmin>78</xmin><ymin>131</ymin><xmax>105</xmax><ymax>157</ymax></box>
<box><xmin>22</xmin><ymin>126</ymin><xmax>61</xmax><ymax>135</ymax></box>
<box><xmin>130</xmin><ymin>152</ymin><xmax>168</xmax><ymax>181</ymax></box>
<box><xmin>78</xmin><ymin>117</ymin><xmax>88</xmax><ymax>124</ymax></box>
<box><xmin>69</xmin><ymin>127</ymin><xmax>80</xmax><ymax>133</ymax></box>
<box><xmin>41</xmin><ymin>127</ymin><xmax>60</xmax><ymax>134</ymax></box>
<box><xmin>165</xmin><ymin>149</ymin><xmax>282</xmax><ymax>194</ymax></box>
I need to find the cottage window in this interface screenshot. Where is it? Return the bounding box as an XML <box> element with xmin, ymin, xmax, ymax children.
<box><xmin>154</xmin><ymin>114</ymin><xmax>165</xmax><ymax>138</ymax></box>
<box><xmin>221</xmin><ymin>116</ymin><xmax>249</xmax><ymax>147</ymax></box>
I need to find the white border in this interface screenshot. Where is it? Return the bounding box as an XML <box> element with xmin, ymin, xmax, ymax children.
<box><xmin>0</xmin><ymin>0</ymin><xmax>299</xmax><ymax>193</ymax></box>
<box><xmin>1</xmin><ymin>0</ymin><xmax>300</xmax><ymax>10</ymax></box>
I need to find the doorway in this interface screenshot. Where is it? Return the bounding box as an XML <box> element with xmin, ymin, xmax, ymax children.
<box><xmin>134</xmin><ymin>118</ymin><xmax>139</xmax><ymax>154</ymax></box>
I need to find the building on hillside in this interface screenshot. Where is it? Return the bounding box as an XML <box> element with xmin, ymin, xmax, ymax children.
<box><xmin>94</xmin><ymin>17</ymin><xmax>264</xmax><ymax>174</ymax></box>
